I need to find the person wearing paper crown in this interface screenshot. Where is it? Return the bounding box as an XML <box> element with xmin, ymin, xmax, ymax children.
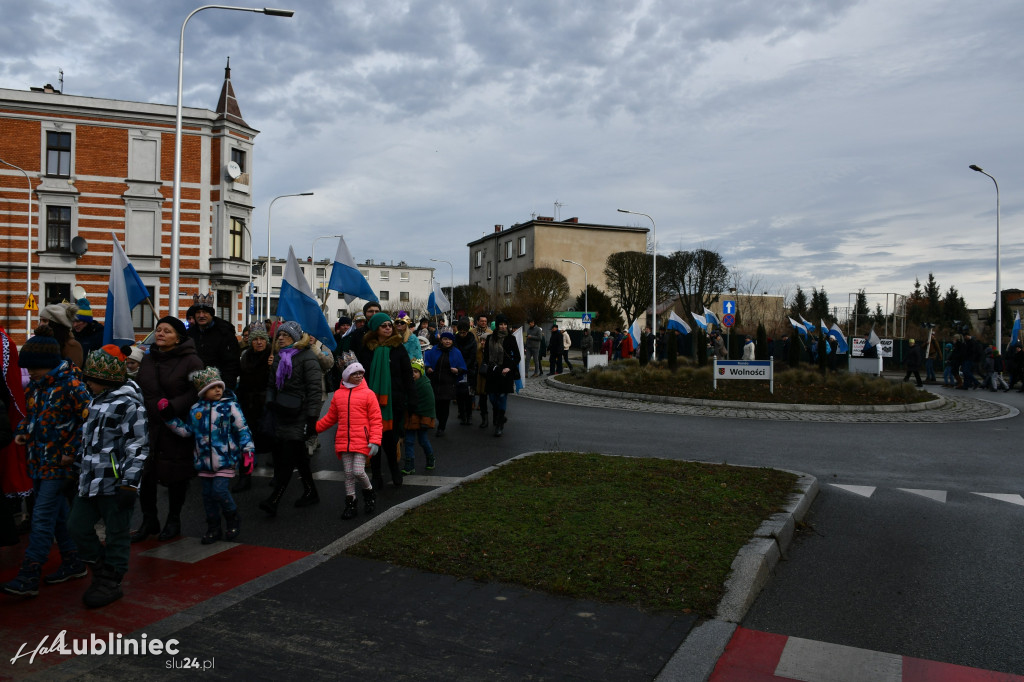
<box><xmin>186</xmin><ymin>292</ymin><xmax>241</xmax><ymax>390</ymax></box>
<box><xmin>158</xmin><ymin>366</ymin><xmax>253</xmax><ymax>544</ymax></box>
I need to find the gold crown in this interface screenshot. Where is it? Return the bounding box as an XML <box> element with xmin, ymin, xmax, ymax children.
<box><xmin>193</xmin><ymin>292</ymin><xmax>215</xmax><ymax>309</ymax></box>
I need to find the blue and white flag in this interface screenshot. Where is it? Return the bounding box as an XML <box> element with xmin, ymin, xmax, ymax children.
<box><xmin>819</xmin><ymin>319</ymin><xmax>830</xmax><ymax>335</ymax></box>
<box><xmin>799</xmin><ymin>315</ymin><xmax>816</xmax><ymax>336</ymax></box>
<box><xmin>513</xmin><ymin>326</ymin><xmax>526</xmax><ymax>394</ymax></box>
<box><xmin>690</xmin><ymin>311</ymin><xmax>708</xmax><ymax>331</ymax></box>
<box><xmin>104</xmin><ymin>235</ymin><xmax>150</xmax><ymax>346</ymax></box>
<box><xmin>629</xmin><ymin>317</ymin><xmax>643</xmax><ymax>347</ymax></box>
<box><xmin>788</xmin><ymin>316</ymin><xmax>808</xmax><ymax>337</ymax></box>
<box><xmin>277</xmin><ymin>246</ymin><xmax>337</xmax><ymax>350</ymax></box>
<box><xmin>828</xmin><ymin>323</ymin><xmax>850</xmax><ymax>353</ymax></box>
<box><xmin>327</xmin><ymin>236</ymin><xmax>377</xmax><ymax>304</ymax></box>
<box><xmin>866</xmin><ymin>327</ymin><xmax>881</xmax><ymax>349</ymax></box>
<box><xmin>667</xmin><ymin>310</ymin><xmax>691</xmax><ymax>335</ymax></box>
<box><xmin>427</xmin><ymin>279</ymin><xmax>451</xmax><ymax>317</ymax></box>
<box><xmin>703</xmin><ymin>306</ymin><xmax>720</xmax><ymax>328</ymax></box>
<box><xmin>1009</xmin><ymin>312</ymin><xmax>1021</xmax><ymax>349</ymax></box>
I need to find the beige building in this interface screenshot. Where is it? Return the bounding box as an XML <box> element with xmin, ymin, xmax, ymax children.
<box><xmin>467</xmin><ymin>217</ymin><xmax>649</xmax><ymax>307</ymax></box>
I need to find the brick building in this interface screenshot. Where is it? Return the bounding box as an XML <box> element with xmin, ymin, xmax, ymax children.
<box><xmin>0</xmin><ymin>62</ymin><xmax>257</xmax><ymax>344</ymax></box>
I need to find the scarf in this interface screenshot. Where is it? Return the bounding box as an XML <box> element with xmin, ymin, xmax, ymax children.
<box><xmin>276</xmin><ymin>347</ymin><xmax>299</xmax><ymax>389</ymax></box>
<box><xmin>367</xmin><ymin>345</ymin><xmax>394</xmax><ymax>430</ymax></box>
<box><xmin>489</xmin><ymin>330</ymin><xmax>508</xmax><ymax>366</ymax></box>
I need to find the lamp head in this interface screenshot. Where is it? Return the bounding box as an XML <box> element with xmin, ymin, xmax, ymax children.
<box><xmin>262</xmin><ymin>8</ymin><xmax>295</xmax><ymax>17</ymax></box>
<box><xmin>969</xmin><ymin>164</ymin><xmax>983</xmax><ymax>172</ymax></box>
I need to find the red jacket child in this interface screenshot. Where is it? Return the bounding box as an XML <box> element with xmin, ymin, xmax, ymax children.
<box><xmin>316</xmin><ymin>368</ymin><xmax>382</xmax><ymax>457</ymax></box>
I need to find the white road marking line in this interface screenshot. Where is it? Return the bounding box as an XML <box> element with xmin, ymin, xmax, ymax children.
<box><xmin>897</xmin><ymin>488</ymin><xmax>947</xmax><ymax>503</ymax></box>
<box><xmin>829</xmin><ymin>484</ymin><xmax>877</xmax><ymax>498</ymax></box>
<box><xmin>138</xmin><ymin>537</ymin><xmax>237</xmax><ymax>563</ymax></box>
<box><xmin>775</xmin><ymin>635</ymin><xmax>902</xmax><ymax>682</ymax></box>
<box><xmin>971</xmin><ymin>492</ymin><xmax>1024</xmax><ymax>507</ymax></box>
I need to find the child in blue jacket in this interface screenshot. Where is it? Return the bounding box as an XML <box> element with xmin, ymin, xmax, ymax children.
<box><xmin>160</xmin><ymin>367</ymin><xmax>254</xmax><ymax>544</ymax></box>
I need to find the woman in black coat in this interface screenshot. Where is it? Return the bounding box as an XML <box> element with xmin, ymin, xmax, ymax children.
<box><xmin>483</xmin><ymin>314</ymin><xmax>521</xmax><ymax>437</ymax></box>
<box><xmin>454</xmin><ymin>318</ymin><xmax>478</xmax><ymax>425</ymax></box>
<box><xmin>234</xmin><ymin>323</ymin><xmax>272</xmax><ymax>492</ymax></box>
<box><xmin>356</xmin><ymin>313</ymin><xmax>416</xmax><ymax>489</ymax></box>
<box><xmin>133</xmin><ymin>316</ymin><xmax>203</xmax><ymax>542</ymax></box>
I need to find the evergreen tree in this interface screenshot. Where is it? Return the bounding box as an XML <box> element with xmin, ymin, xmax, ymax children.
<box><xmin>907</xmin><ymin>278</ymin><xmax>926</xmax><ymax>325</ymax></box>
<box><xmin>942</xmin><ymin>285</ymin><xmax>970</xmax><ymax>330</ymax></box>
<box><xmin>573</xmin><ymin>285</ymin><xmax>622</xmax><ymax>331</ymax></box>
<box><xmin>756</xmin><ymin>322</ymin><xmax>767</xmax><ymax>360</ymax></box>
<box><xmin>924</xmin><ymin>273</ymin><xmax>942</xmax><ymax>321</ymax></box>
<box><xmin>855</xmin><ymin>290</ymin><xmax>870</xmax><ymax>318</ymax></box>
<box><xmin>809</xmin><ymin>287</ymin><xmax>830</xmax><ymax>323</ymax></box>
<box><xmin>789</xmin><ymin>286</ymin><xmax>809</xmax><ymax>317</ymax></box>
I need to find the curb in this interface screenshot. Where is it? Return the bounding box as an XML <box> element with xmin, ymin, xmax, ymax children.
<box><xmin>656</xmin><ymin>470</ymin><xmax>818</xmax><ymax>682</ymax></box>
<box><xmin>544</xmin><ymin>375</ymin><xmax>946</xmax><ymax>413</ymax></box>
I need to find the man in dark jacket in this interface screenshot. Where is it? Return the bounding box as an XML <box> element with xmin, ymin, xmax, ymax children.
<box><xmin>903</xmin><ymin>338</ymin><xmax>923</xmax><ymax>387</ymax></box>
<box><xmin>187</xmin><ymin>294</ymin><xmax>240</xmax><ymax>389</ymax></box>
<box><xmin>547</xmin><ymin>324</ymin><xmax>564</xmax><ymax>375</ymax></box>
<box><xmin>73</xmin><ymin>299</ymin><xmax>106</xmax><ymax>357</ymax></box>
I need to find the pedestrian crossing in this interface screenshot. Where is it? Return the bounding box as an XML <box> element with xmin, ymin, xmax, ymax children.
<box><xmin>830</xmin><ymin>483</ymin><xmax>1024</xmax><ymax>506</ymax></box>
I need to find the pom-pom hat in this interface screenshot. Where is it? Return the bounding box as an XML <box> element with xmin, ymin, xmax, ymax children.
<box><xmin>76</xmin><ymin>298</ymin><xmax>94</xmax><ymax>322</ymax></box>
<box><xmin>83</xmin><ymin>345</ymin><xmax>128</xmax><ymax>385</ymax></box>
<box><xmin>20</xmin><ymin>330</ymin><xmax>63</xmax><ymax>369</ymax></box>
<box><xmin>190</xmin><ymin>366</ymin><xmax>225</xmax><ymax>397</ymax></box>
<box><xmin>277</xmin><ymin>320</ymin><xmax>303</xmax><ymax>342</ymax></box>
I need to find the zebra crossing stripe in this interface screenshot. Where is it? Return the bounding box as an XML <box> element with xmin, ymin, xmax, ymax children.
<box><xmin>897</xmin><ymin>489</ymin><xmax>947</xmax><ymax>503</ymax></box>
<box><xmin>972</xmin><ymin>493</ymin><xmax>1024</xmax><ymax>506</ymax></box>
<box><xmin>830</xmin><ymin>484</ymin><xmax>876</xmax><ymax>498</ymax></box>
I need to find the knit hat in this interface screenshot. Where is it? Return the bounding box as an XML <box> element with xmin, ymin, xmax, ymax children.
<box><xmin>76</xmin><ymin>298</ymin><xmax>93</xmax><ymax>322</ymax></box>
<box><xmin>40</xmin><ymin>302</ymin><xmax>78</xmax><ymax>329</ymax></box>
<box><xmin>457</xmin><ymin>317</ymin><xmax>470</xmax><ymax>331</ymax></box>
<box><xmin>127</xmin><ymin>345</ymin><xmax>145</xmax><ymax>365</ymax></box>
<box><xmin>410</xmin><ymin>359</ymin><xmax>425</xmax><ymax>374</ymax></box>
<box><xmin>157</xmin><ymin>316</ymin><xmax>188</xmax><ymax>341</ymax></box>
<box><xmin>495</xmin><ymin>313</ymin><xmax>509</xmax><ymax>326</ymax></box>
<box><xmin>336</xmin><ymin>316</ymin><xmax>352</xmax><ymax>328</ymax></box>
<box><xmin>369</xmin><ymin>312</ymin><xmax>392</xmax><ymax>331</ymax></box>
<box><xmin>277</xmin><ymin>320</ymin><xmax>303</xmax><ymax>342</ymax></box>
<box><xmin>190</xmin><ymin>367</ymin><xmax>225</xmax><ymax>397</ymax></box>
<box><xmin>908</xmin><ymin>338</ymin><xmax>915</xmax><ymax>345</ymax></box>
<box><xmin>342</xmin><ymin>362</ymin><xmax>365</xmax><ymax>382</ymax></box>
<box><xmin>439</xmin><ymin>328</ymin><xmax>455</xmax><ymax>341</ymax></box>
<box><xmin>248</xmin><ymin>322</ymin><xmax>269</xmax><ymax>341</ymax></box>
<box><xmin>20</xmin><ymin>329</ymin><xmax>63</xmax><ymax>369</ymax></box>
<box><xmin>83</xmin><ymin>345</ymin><xmax>127</xmax><ymax>385</ymax></box>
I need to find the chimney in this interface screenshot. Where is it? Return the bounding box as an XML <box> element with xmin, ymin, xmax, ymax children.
<box><xmin>537</xmin><ymin>216</ymin><xmax>554</xmax><ymax>222</ymax></box>
<box><xmin>494</xmin><ymin>224</ymin><xmax>503</xmax><ymax>232</ymax></box>
<box><xmin>565</xmin><ymin>217</ymin><xmax>579</xmax><ymax>223</ymax></box>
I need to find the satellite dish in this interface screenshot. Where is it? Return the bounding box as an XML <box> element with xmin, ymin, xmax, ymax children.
<box><xmin>226</xmin><ymin>161</ymin><xmax>242</xmax><ymax>180</ymax></box>
<box><xmin>73</xmin><ymin>285</ymin><xmax>87</xmax><ymax>300</ymax></box>
<box><xmin>70</xmin><ymin>236</ymin><xmax>88</xmax><ymax>256</ymax></box>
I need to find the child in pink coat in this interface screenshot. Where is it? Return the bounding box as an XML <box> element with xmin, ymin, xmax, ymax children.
<box><xmin>316</xmin><ymin>362</ymin><xmax>382</xmax><ymax>519</ymax></box>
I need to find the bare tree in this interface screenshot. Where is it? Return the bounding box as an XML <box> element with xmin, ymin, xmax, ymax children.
<box><xmin>663</xmin><ymin>248</ymin><xmax>730</xmax><ymax>321</ymax></box>
<box><xmin>514</xmin><ymin>267</ymin><xmax>571</xmax><ymax>323</ymax></box>
<box><xmin>603</xmin><ymin>251</ymin><xmax>672</xmax><ymax>324</ymax></box>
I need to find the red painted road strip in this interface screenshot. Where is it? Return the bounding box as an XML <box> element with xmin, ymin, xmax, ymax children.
<box><xmin>1</xmin><ymin>540</ymin><xmax>310</xmax><ymax>679</ymax></box>
<box><xmin>712</xmin><ymin>627</ymin><xmax>1024</xmax><ymax>682</ymax></box>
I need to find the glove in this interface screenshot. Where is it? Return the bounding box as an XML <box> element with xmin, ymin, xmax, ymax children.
<box><xmin>115</xmin><ymin>486</ymin><xmax>138</xmax><ymax>511</ymax></box>
<box><xmin>306</xmin><ymin>418</ymin><xmax>319</xmax><ymax>438</ymax></box>
<box><xmin>157</xmin><ymin>398</ymin><xmax>174</xmax><ymax>419</ymax></box>
<box><xmin>367</xmin><ymin>443</ymin><xmax>379</xmax><ymax>458</ymax></box>
<box><xmin>241</xmin><ymin>452</ymin><xmax>254</xmax><ymax>476</ymax></box>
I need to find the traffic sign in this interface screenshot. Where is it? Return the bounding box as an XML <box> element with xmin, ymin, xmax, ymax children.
<box><xmin>722</xmin><ymin>313</ymin><xmax>735</xmax><ymax>328</ymax></box>
<box><xmin>24</xmin><ymin>294</ymin><xmax>37</xmax><ymax>311</ymax></box>
<box><xmin>581</xmin><ymin>313</ymin><xmax>592</xmax><ymax>324</ymax></box>
<box><xmin>723</xmin><ymin>300</ymin><xmax>736</xmax><ymax>315</ymax></box>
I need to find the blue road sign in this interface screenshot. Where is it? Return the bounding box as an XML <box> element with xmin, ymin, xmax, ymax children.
<box><xmin>582</xmin><ymin>313</ymin><xmax>592</xmax><ymax>324</ymax></box>
<box><xmin>723</xmin><ymin>300</ymin><xmax>737</xmax><ymax>315</ymax></box>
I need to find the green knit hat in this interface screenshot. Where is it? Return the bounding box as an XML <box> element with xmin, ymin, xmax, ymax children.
<box><xmin>190</xmin><ymin>366</ymin><xmax>225</xmax><ymax>398</ymax></box>
<box><xmin>368</xmin><ymin>312</ymin><xmax>392</xmax><ymax>331</ymax></box>
<box><xmin>83</xmin><ymin>345</ymin><xmax>127</xmax><ymax>385</ymax></box>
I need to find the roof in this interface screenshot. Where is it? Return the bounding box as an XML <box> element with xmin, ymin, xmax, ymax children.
<box><xmin>215</xmin><ymin>58</ymin><xmax>248</xmax><ymax>127</ymax></box>
<box><xmin>466</xmin><ymin>218</ymin><xmax>649</xmax><ymax>247</ymax></box>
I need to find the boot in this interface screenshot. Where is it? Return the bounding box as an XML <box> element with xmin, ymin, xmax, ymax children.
<box><xmin>43</xmin><ymin>551</ymin><xmax>88</xmax><ymax>585</ymax></box>
<box><xmin>201</xmin><ymin>516</ymin><xmax>222</xmax><ymax>545</ymax></box>
<box><xmin>157</xmin><ymin>516</ymin><xmax>181</xmax><ymax>541</ymax></box>
<box><xmin>231</xmin><ymin>474</ymin><xmax>251</xmax><ymax>493</ymax></box>
<box><xmin>340</xmin><ymin>495</ymin><xmax>358</xmax><ymax>520</ymax></box>
<box><xmin>479</xmin><ymin>412</ymin><xmax>489</xmax><ymax>428</ymax></box>
<box><xmin>426</xmin><ymin>453</ymin><xmax>435</xmax><ymax>470</ymax></box>
<box><xmin>82</xmin><ymin>564</ymin><xmax>123</xmax><ymax>609</ymax></box>
<box><xmin>129</xmin><ymin>515</ymin><xmax>160</xmax><ymax>544</ymax></box>
<box><xmin>224</xmin><ymin>510</ymin><xmax>241</xmax><ymax>541</ymax></box>
<box><xmin>494</xmin><ymin>410</ymin><xmax>505</xmax><ymax>437</ymax></box>
<box><xmin>362</xmin><ymin>488</ymin><xmax>376</xmax><ymax>514</ymax></box>
<box><xmin>259</xmin><ymin>485</ymin><xmax>286</xmax><ymax>517</ymax></box>
<box><xmin>401</xmin><ymin>458</ymin><xmax>415</xmax><ymax>476</ymax></box>
<box><xmin>293</xmin><ymin>481</ymin><xmax>320</xmax><ymax>507</ymax></box>
<box><xmin>2</xmin><ymin>559</ymin><xmax>41</xmax><ymax>597</ymax></box>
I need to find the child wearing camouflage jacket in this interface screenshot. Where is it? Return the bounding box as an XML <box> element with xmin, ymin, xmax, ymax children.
<box><xmin>68</xmin><ymin>345</ymin><xmax>149</xmax><ymax>608</ymax></box>
<box><xmin>160</xmin><ymin>367</ymin><xmax>254</xmax><ymax>544</ymax></box>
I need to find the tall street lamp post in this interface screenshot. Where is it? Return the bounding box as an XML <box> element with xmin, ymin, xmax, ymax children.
<box><xmin>241</xmin><ymin>221</ymin><xmax>256</xmax><ymax>327</ymax></box>
<box><xmin>617</xmin><ymin>208</ymin><xmax>657</xmax><ymax>359</ymax></box>
<box><xmin>264</xmin><ymin>191</ymin><xmax>313</xmax><ymax>318</ymax></box>
<box><xmin>970</xmin><ymin>164</ymin><xmax>1001</xmax><ymax>347</ymax></box>
<box><xmin>561</xmin><ymin>258</ymin><xmax>588</xmax><ymax>329</ymax></box>
<box><xmin>311</xmin><ymin>234</ymin><xmax>341</xmax><ymax>308</ymax></box>
<box><xmin>170</xmin><ymin>4</ymin><xmax>295</xmax><ymax>318</ymax></box>
<box><xmin>429</xmin><ymin>258</ymin><xmax>454</xmax><ymax>316</ymax></box>
<box><xmin>0</xmin><ymin>158</ymin><xmax>33</xmax><ymax>337</ymax></box>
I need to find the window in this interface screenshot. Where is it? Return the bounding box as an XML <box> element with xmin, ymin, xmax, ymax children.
<box><xmin>486</xmin><ymin>262</ymin><xmax>492</xmax><ymax>280</ymax></box>
<box><xmin>400</xmin><ymin>291</ymin><xmax>410</xmax><ymax>302</ymax></box>
<box><xmin>504</xmin><ymin>275</ymin><xmax>512</xmax><ymax>294</ymax></box>
<box><xmin>316</xmin><ymin>267</ymin><xmax>326</xmax><ymax>278</ymax></box>
<box><xmin>505</xmin><ymin>240</ymin><xmax>513</xmax><ymax>260</ymax></box>
<box><xmin>131</xmin><ymin>286</ymin><xmax>156</xmax><ymax>330</ymax></box>
<box><xmin>400</xmin><ymin>271</ymin><xmax>409</xmax><ymax>282</ymax></box>
<box><xmin>379</xmin><ymin>290</ymin><xmax>390</xmax><ymax>301</ymax></box>
<box><xmin>231</xmin><ymin>148</ymin><xmax>247</xmax><ymax>172</ymax></box>
<box><xmin>46</xmin><ymin>131</ymin><xmax>71</xmax><ymax>176</ymax></box>
<box><xmin>229</xmin><ymin>217</ymin><xmax>245</xmax><ymax>259</ymax></box>
<box><xmin>518</xmin><ymin>236</ymin><xmax>527</xmax><ymax>256</ymax></box>
<box><xmin>359</xmin><ymin>269</ymin><xmax>370</xmax><ymax>279</ymax></box>
<box><xmin>45</xmin><ymin>282</ymin><xmax>71</xmax><ymax>306</ymax></box>
<box><xmin>337</xmin><ymin>291</ymin><xmax>344</xmax><ymax>300</ymax></box>
<box><xmin>272</xmin><ymin>265</ymin><xmax>283</xmax><ymax>276</ymax></box>
<box><xmin>216</xmin><ymin>290</ymin><xmax>232</xmax><ymax>321</ymax></box>
<box><xmin>380</xmin><ymin>270</ymin><xmax>389</xmax><ymax>281</ymax></box>
<box><xmin>46</xmin><ymin>205</ymin><xmax>71</xmax><ymax>251</ymax></box>
<box><xmin>475</xmin><ymin>251</ymin><xmax>482</xmax><ymax>268</ymax></box>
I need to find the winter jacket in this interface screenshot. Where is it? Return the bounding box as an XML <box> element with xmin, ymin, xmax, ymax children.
<box><xmin>137</xmin><ymin>338</ymin><xmax>204</xmax><ymax>485</ymax></box>
<box><xmin>525</xmin><ymin>324</ymin><xmax>543</xmax><ymax>350</ymax></box>
<box><xmin>187</xmin><ymin>316</ymin><xmax>241</xmax><ymax>389</ymax></box>
<box><xmin>76</xmin><ymin>320</ymin><xmax>106</xmax><ymax>358</ymax></box>
<box><xmin>406</xmin><ymin>374</ymin><xmax>437</xmax><ymax>431</ymax></box>
<box><xmin>906</xmin><ymin>344</ymin><xmax>922</xmax><ymax>370</ymax></box>
<box><xmin>484</xmin><ymin>332</ymin><xmax>522</xmax><ymax>395</ymax></box>
<box><xmin>356</xmin><ymin>332</ymin><xmax>417</xmax><ymax>425</ymax></box>
<box><xmin>423</xmin><ymin>345</ymin><xmax>467</xmax><ymax>401</ymax></box>
<box><xmin>318</xmin><ymin>380</ymin><xmax>382</xmax><ymax>457</ymax></box>
<box><xmin>401</xmin><ymin>330</ymin><xmax>424</xmax><ymax>362</ymax></box>
<box><xmin>548</xmin><ymin>330</ymin><xmax>564</xmax><ymax>354</ymax></box>
<box><xmin>742</xmin><ymin>341</ymin><xmax>756</xmax><ymax>360</ymax></box>
<box><xmin>266</xmin><ymin>335</ymin><xmax>323</xmax><ymax>442</ymax></box>
<box><xmin>77</xmin><ymin>381</ymin><xmax>148</xmax><ymax>496</ymax></box>
<box><xmin>17</xmin><ymin>360</ymin><xmax>91</xmax><ymax>480</ymax></box>
<box><xmin>237</xmin><ymin>344</ymin><xmax>271</xmax><ymax>424</ymax></box>
<box><xmin>165</xmin><ymin>391</ymin><xmax>254</xmax><ymax>476</ymax></box>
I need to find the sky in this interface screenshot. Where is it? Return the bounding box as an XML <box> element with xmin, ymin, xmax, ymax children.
<box><xmin>2</xmin><ymin>0</ymin><xmax>1023</xmax><ymax>314</ymax></box>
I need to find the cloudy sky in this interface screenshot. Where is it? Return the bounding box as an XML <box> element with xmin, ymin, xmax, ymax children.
<box><xmin>3</xmin><ymin>0</ymin><xmax>1022</xmax><ymax>313</ymax></box>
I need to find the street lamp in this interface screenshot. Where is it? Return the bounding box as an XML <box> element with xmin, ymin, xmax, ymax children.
<box><xmin>264</xmin><ymin>191</ymin><xmax>313</xmax><ymax>318</ymax></box>
<box><xmin>429</xmin><ymin>258</ymin><xmax>454</xmax><ymax>316</ymax></box>
<box><xmin>312</xmin><ymin>234</ymin><xmax>341</xmax><ymax>308</ymax></box>
<box><xmin>970</xmin><ymin>164</ymin><xmax>1001</xmax><ymax>348</ymax></box>
<box><xmin>170</xmin><ymin>4</ymin><xmax>295</xmax><ymax>318</ymax></box>
<box><xmin>617</xmin><ymin>208</ymin><xmax>657</xmax><ymax>359</ymax></box>
<box><xmin>562</xmin><ymin>259</ymin><xmax>588</xmax><ymax>328</ymax></box>
<box><xmin>0</xmin><ymin>158</ymin><xmax>32</xmax><ymax>337</ymax></box>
